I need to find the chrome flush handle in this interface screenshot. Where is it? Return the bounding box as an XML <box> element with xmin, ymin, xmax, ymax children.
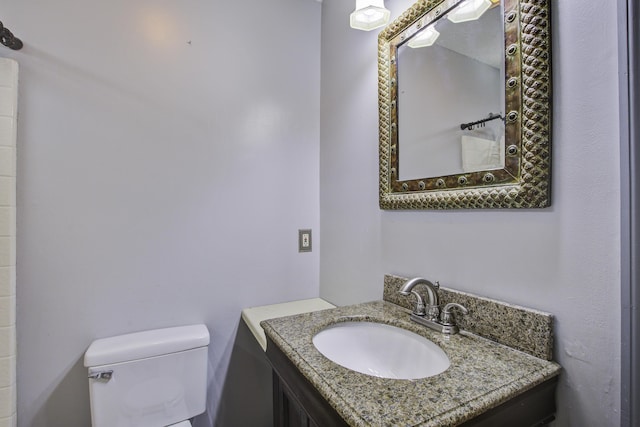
<box><xmin>88</xmin><ymin>370</ymin><xmax>113</xmax><ymax>381</ymax></box>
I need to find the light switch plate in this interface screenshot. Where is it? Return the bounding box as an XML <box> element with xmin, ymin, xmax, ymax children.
<box><xmin>298</xmin><ymin>229</ymin><xmax>312</xmax><ymax>252</ymax></box>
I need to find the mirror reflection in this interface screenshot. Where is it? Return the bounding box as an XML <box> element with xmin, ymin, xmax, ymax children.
<box><xmin>397</xmin><ymin>0</ymin><xmax>505</xmax><ymax>180</ymax></box>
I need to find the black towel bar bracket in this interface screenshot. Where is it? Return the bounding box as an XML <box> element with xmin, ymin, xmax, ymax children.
<box><xmin>460</xmin><ymin>113</ymin><xmax>504</xmax><ymax>131</ymax></box>
<box><xmin>0</xmin><ymin>21</ymin><xmax>23</xmax><ymax>51</ymax></box>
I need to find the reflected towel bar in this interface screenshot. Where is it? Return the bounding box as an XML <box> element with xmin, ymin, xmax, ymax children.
<box><xmin>460</xmin><ymin>113</ymin><xmax>504</xmax><ymax>131</ymax></box>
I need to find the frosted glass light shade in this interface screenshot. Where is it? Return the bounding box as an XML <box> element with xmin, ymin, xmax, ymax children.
<box><xmin>447</xmin><ymin>0</ymin><xmax>492</xmax><ymax>23</ymax></box>
<box><xmin>350</xmin><ymin>0</ymin><xmax>391</xmax><ymax>31</ymax></box>
<box><xmin>408</xmin><ymin>26</ymin><xmax>440</xmax><ymax>48</ymax></box>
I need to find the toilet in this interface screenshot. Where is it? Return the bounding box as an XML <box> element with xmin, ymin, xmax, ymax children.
<box><xmin>84</xmin><ymin>324</ymin><xmax>210</xmax><ymax>427</ymax></box>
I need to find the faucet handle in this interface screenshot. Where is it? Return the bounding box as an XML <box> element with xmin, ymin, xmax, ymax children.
<box><xmin>440</xmin><ymin>303</ymin><xmax>468</xmax><ymax>326</ymax></box>
<box><xmin>410</xmin><ymin>291</ymin><xmax>426</xmax><ymax>316</ymax></box>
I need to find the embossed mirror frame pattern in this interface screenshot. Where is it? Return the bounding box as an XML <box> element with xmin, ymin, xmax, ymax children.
<box><xmin>378</xmin><ymin>0</ymin><xmax>551</xmax><ymax>209</ymax></box>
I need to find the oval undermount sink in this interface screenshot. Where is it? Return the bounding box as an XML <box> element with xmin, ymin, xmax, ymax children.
<box><xmin>312</xmin><ymin>321</ymin><xmax>450</xmax><ymax>380</ymax></box>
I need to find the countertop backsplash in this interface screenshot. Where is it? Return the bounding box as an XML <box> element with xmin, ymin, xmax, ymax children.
<box><xmin>383</xmin><ymin>274</ymin><xmax>554</xmax><ymax>360</ymax></box>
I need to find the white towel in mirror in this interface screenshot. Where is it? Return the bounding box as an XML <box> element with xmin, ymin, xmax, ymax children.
<box><xmin>461</xmin><ymin>134</ymin><xmax>504</xmax><ymax>173</ymax></box>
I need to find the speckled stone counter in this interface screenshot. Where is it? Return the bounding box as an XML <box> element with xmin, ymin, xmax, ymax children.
<box><xmin>383</xmin><ymin>275</ymin><xmax>555</xmax><ymax>360</ymax></box>
<box><xmin>261</xmin><ymin>300</ymin><xmax>561</xmax><ymax>427</ymax></box>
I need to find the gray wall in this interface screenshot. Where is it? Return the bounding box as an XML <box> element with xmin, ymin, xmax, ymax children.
<box><xmin>619</xmin><ymin>0</ymin><xmax>640</xmax><ymax>424</ymax></box>
<box><xmin>320</xmin><ymin>1</ymin><xmax>621</xmax><ymax>426</ymax></box>
<box><xmin>1</xmin><ymin>0</ymin><xmax>321</xmax><ymax>425</ymax></box>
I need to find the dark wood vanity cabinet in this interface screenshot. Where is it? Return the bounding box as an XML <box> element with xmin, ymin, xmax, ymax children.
<box><xmin>266</xmin><ymin>336</ymin><xmax>558</xmax><ymax>427</ymax></box>
<box><xmin>273</xmin><ymin>371</ymin><xmax>339</xmax><ymax>427</ymax></box>
<box><xmin>267</xmin><ymin>337</ymin><xmax>349</xmax><ymax>427</ymax></box>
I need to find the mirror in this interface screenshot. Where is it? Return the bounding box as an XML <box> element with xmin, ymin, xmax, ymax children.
<box><xmin>378</xmin><ymin>0</ymin><xmax>551</xmax><ymax>209</ymax></box>
<box><xmin>397</xmin><ymin>3</ymin><xmax>504</xmax><ymax>179</ymax></box>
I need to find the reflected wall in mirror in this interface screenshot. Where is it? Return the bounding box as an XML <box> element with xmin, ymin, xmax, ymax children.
<box><xmin>398</xmin><ymin>2</ymin><xmax>504</xmax><ymax>179</ymax></box>
<box><xmin>378</xmin><ymin>0</ymin><xmax>551</xmax><ymax>209</ymax></box>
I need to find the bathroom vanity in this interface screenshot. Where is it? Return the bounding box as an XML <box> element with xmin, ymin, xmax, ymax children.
<box><xmin>261</xmin><ymin>276</ymin><xmax>561</xmax><ymax>427</ymax></box>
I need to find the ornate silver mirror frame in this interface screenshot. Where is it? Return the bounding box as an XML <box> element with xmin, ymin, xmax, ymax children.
<box><xmin>378</xmin><ymin>0</ymin><xmax>551</xmax><ymax>209</ymax></box>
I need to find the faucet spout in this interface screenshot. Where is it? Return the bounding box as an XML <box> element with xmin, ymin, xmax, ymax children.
<box><xmin>399</xmin><ymin>278</ymin><xmax>440</xmax><ymax>319</ymax></box>
<box><xmin>399</xmin><ymin>278</ymin><xmax>467</xmax><ymax>335</ymax></box>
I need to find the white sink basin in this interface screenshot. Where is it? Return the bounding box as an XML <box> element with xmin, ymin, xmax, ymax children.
<box><xmin>312</xmin><ymin>321</ymin><xmax>450</xmax><ymax>380</ymax></box>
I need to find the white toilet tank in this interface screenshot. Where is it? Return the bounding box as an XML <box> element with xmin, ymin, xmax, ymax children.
<box><xmin>84</xmin><ymin>324</ymin><xmax>209</xmax><ymax>427</ymax></box>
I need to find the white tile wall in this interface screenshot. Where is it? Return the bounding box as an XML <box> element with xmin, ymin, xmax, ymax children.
<box><xmin>0</xmin><ymin>58</ymin><xmax>17</xmax><ymax>427</ymax></box>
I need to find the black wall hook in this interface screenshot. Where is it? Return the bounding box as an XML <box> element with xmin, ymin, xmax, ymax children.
<box><xmin>0</xmin><ymin>21</ymin><xmax>23</xmax><ymax>50</ymax></box>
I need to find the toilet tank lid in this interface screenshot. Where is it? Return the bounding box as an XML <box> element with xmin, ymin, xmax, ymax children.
<box><xmin>84</xmin><ymin>324</ymin><xmax>210</xmax><ymax>367</ymax></box>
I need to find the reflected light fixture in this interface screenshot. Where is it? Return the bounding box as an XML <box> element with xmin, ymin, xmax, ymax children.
<box><xmin>447</xmin><ymin>0</ymin><xmax>492</xmax><ymax>23</ymax></box>
<box><xmin>350</xmin><ymin>0</ymin><xmax>391</xmax><ymax>31</ymax></box>
<box><xmin>408</xmin><ymin>25</ymin><xmax>440</xmax><ymax>48</ymax></box>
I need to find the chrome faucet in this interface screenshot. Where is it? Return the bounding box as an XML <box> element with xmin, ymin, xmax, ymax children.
<box><xmin>398</xmin><ymin>278</ymin><xmax>468</xmax><ymax>335</ymax></box>
<box><xmin>399</xmin><ymin>277</ymin><xmax>440</xmax><ymax>320</ymax></box>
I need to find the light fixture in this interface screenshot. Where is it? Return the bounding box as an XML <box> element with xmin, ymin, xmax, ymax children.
<box><xmin>447</xmin><ymin>0</ymin><xmax>492</xmax><ymax>23</ymax></box>
<box><xmin>408</xmin><ymin>25</ymin><xmax>440</xmax><ymax>48</ymax></box>
<box><xmin>350</xmin><ymin>0</ymin><xmax>391</xmax><ymax>31</ymax></box>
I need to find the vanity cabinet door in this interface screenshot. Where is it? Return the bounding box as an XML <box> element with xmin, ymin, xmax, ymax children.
<box><xmin>273</xmin><ymin>372</ymin><xmax>319</xmax><ymax>427</ymax></box>
<box><xmin>266</xmin><ymin>337</ymin><xmax>349</xmax><ymax>427</ymax></box>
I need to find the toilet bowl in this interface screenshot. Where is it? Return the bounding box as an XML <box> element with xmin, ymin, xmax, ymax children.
<box><xmin>84</xmin><ymin>324</ymin><xmax>209</xmax><ymax>427</ymax></box>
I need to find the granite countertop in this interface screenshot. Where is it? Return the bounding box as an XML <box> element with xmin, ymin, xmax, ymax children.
<box><xmin>261</xmin><ymin>300</ymin><xmax>561</xmax><ymax>427</ymax></box>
